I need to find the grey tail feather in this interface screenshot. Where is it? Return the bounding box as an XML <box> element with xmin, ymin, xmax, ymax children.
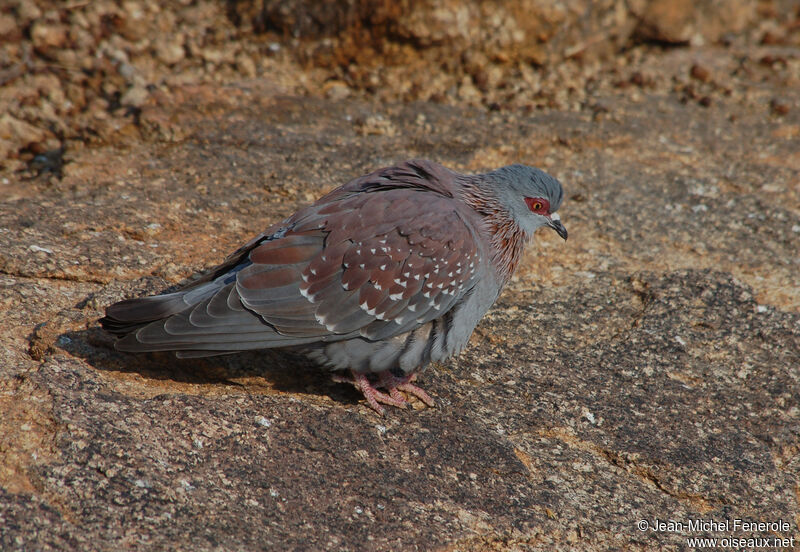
<box><xmin>100</xmin><ymin>292</ymin><xmax>189</xmax><ymax>337</ymax></box>
<box><xmin>175</xmin><ymin>350</ymin><xmax>238</xmax><ymax>359</ymax></box>
<box><xmin>100</xmin><ymin>275</ymin><xmax>228</xmax><ymax>337</ymax></box>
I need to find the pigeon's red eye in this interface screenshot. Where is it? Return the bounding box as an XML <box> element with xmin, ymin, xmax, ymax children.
<box><xmin>525</xmin><ymin>197</ymin><xmax>550</xmax><ymax>214</ymax></box>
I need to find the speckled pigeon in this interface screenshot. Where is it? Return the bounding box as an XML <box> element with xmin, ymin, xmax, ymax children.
<box><xmin>101</xmin><ymin>160</ymin><xmax>567</xmax><ymax>414</ymax></box>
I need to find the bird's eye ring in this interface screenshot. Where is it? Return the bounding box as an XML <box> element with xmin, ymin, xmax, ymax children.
<box><xmin>525</xmin><ymin>197</ymin><xmax>550</xmax><ymax>214</ymax></box>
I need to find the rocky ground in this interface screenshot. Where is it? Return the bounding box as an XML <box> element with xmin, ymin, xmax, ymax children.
<box><xmin>1</xmin><ymin>1</ymin><xmax>799</xmax><ymax>550</ymax></box>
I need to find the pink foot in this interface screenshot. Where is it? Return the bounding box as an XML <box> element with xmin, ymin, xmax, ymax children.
<box><xmin>332</xmin><ymin>371</ymin><xmax>435</xmax><ymax>414</ymax></box>
<box><xmin>378</xmin><ymin>372</ymin><xmax>435</xmax><ymax>408</ymax></box>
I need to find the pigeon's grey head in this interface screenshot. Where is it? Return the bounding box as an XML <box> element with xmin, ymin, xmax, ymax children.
<box><xmin>488</xmin><ymin>164</ymin><xmax>568</xmax><ymax>240</ymax></box>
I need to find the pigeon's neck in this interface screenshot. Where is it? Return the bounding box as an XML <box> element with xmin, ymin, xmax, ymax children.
<box><xmin>458</xmin><ymin>177</ymin><xmax>526</xmax><ymax>283</ymax></box>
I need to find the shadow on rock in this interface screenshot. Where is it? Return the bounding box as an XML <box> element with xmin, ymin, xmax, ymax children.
<box><xmin>55</xmin><ymin>326</ymin><xmax>362</xmax><ymax>406</ymax></box>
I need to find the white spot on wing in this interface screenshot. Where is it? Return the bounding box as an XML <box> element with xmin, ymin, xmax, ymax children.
<box><xmin>360</xmin><ymin>301</ymin><xmax>379</xmax><ymax>316</ymax></box>
<box><xmin>389</xmin><ymin>292</ymin><xmax>403</xmax><ymax>300</ymax></box>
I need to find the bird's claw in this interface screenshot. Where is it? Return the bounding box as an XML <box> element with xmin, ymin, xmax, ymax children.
<box><xmin>380</xmin><ymin>372</ymin><xmax>435</xmax><ymax>408</ymax></box>
<box><xmin>334</xmin><ymin>370</ymin><xmax>435</xmax><ymax>414</ymax></box>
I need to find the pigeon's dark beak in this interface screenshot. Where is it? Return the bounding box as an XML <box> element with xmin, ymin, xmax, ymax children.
<box><xmin>547</xmin><ymin>214</ymin><xmax>568</xmax><ymax>241</ymax></box>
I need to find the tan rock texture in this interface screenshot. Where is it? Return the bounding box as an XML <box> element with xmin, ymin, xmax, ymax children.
<box><xmin>1</xmin><ymin>1</ymin><xmax>799</xmax><ymax>550</ymax></box>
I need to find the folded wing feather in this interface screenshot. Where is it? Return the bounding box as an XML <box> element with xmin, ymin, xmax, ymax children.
<box><xmin>102</xmin><ymin>160</ymin><xmax>484</xmax><ymax>357</ymax></box>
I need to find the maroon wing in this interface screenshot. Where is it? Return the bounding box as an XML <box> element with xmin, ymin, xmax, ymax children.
<box><xmin>112</xmin><ymin>160</ymin><xmax>483</xmax><ymax>353</ymax></box>
<box><xmin>235</xmin><ymin>188</ymin><xmax>482</xmax><ymax>342</ymax></box>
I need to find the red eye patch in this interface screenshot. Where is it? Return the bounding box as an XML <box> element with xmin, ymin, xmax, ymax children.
<box><xmin>525</xmin><ymin>197</ymin><xmax>550</xmax><ymax>215</ymax></box>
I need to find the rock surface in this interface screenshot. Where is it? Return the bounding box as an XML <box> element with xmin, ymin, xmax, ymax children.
<box><xmin>1</xmin><ymin>1</ymin><xmax>800</xmax><ymax>551</ymax></box>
